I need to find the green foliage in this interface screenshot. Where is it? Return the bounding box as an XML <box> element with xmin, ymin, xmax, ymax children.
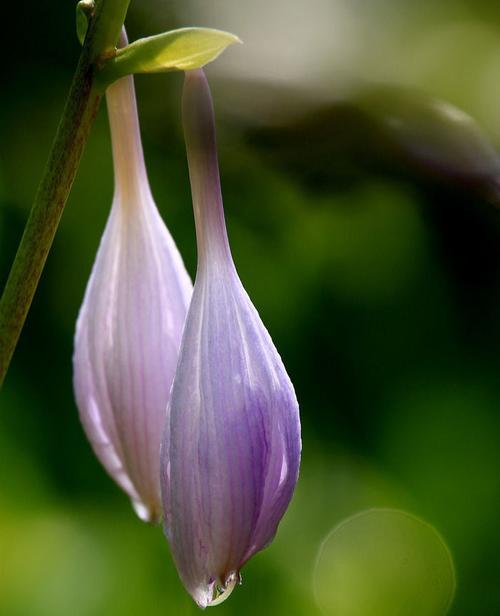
<box><xmin>97</xmin><ymin>28</ymin><xmax>241</xmax><ymax>88</ymax></box>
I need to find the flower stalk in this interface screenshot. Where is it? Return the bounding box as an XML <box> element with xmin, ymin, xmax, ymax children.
<box><xmin>0</xmin><ymin>0</ymin><xmax>131</xmax><ymax>387</ymax></box>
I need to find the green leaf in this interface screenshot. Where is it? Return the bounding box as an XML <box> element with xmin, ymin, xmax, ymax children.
<box><xmin>97</xmin><ymin>27</ymin><xmax>241</xmax><ymax>88</ymax></box>
<box><xmin>76</xmin><ymin>0</ymin><xmax>94</xmax><ymax>45</ymax></box>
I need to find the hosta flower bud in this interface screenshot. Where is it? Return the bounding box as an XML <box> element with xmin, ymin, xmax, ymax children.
<box><xmin>73</xmin><ymin>70</ymin><xmax>192</xmax><ymax>523</ymax></box>
<box><xmin>161</xmin><ymin>69</ymin><xmax>301</xmax><ymax>607</ymax></box>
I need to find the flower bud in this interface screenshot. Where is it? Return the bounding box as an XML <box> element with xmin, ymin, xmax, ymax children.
<box><xmin>161</xmin><ymin>69</ymin><xmax>301</xmax><ymax>607</ymax></box>
<box><xmin>73</xmin><ymin>70</ymin><xmax>192</xmax><ymax>523</ymax></box>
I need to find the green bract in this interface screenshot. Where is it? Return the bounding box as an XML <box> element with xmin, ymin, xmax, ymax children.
<box><xmin>97</xmin><ymin>28</ymin><xmax>241</xmax><ymax>88</ymax></box>
<box><xmin>76</xmin><ymin>0</ymin><xmax>94</xmax><ymax>45</ymax></box>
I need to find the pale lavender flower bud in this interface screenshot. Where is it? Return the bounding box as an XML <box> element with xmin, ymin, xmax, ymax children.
<box><xmin>161</xmin><ymin>69</ymin><xmax>301</xmax><ymax>607</ymax></box>
<box><xmin>73</xmin><ymin>69</ymin><xmax>192</xmax><ymax>523</ymax></box>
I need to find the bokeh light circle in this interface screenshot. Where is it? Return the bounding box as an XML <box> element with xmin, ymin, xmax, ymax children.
<box><xmin>313</xmin><ymin>508</ymin><xmax>455</xmax><ymax>616</ymax></box>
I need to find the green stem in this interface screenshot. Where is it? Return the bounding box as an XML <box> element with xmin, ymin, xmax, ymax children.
<box><xmin>0</xmin><ymin>0</ymin><xmax>131</xmax><ymax>387</ymax></box>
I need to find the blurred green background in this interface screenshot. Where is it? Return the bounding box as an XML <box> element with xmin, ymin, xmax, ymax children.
<box><xmin>1</xmin><ymin>0</ymin><xmax>500</xmax><ymax>614</ymax></box>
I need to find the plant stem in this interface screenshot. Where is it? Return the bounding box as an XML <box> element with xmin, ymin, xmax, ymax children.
<box><xmin>0</xmin><ymin>0</ymin><xmax>131</xmax><ymax>387</ymax></box>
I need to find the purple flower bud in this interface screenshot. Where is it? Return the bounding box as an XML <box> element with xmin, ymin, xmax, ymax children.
<box><xmin>73</xmin><ymin>72</ymin><xmax>192</xmax><ymax>523</ymax></box>
<box><xmin>161</xmin><ymin>69</ymin><xmax>301</xmax><ymax>607</ymax></box>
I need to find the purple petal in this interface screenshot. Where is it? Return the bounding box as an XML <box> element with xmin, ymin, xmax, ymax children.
<box><xmin>73</xmin><ymin>73</ymin><xmax>192</xmax><ymax>522</ymax></box>
<box><xmin>161</xmin><ymin>69</ymin><xmax>301</xmax><ymax>606</ymax></box>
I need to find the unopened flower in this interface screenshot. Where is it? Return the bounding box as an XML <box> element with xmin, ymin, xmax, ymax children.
<box><xmin>73</xmin><ymin>71</ymin><xmax>192</xmax><ymax>523</ymax></box>
<box><xmin>161</xmin><ymin>69</ymin><xmax>301</xmax><ymax>607</ymax></box>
